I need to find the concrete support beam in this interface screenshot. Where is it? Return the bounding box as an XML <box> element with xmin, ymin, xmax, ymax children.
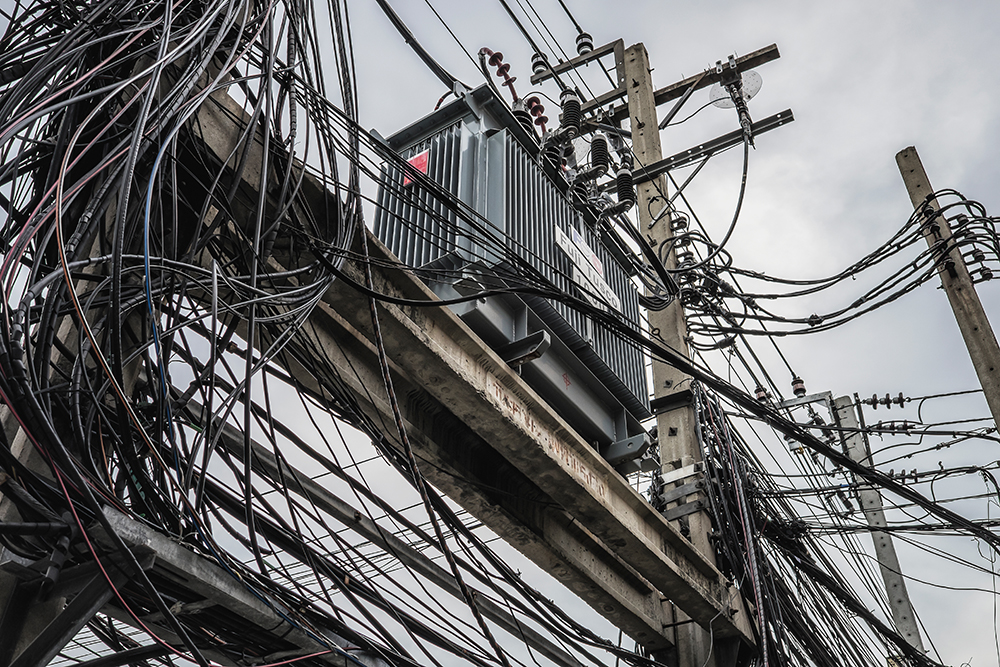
<box><xmin>186</xmin><ymin>402</ymin><xmax>590</xmax><ymax>667</ymax></box>
<box><xmin>303</xmin><ymin>231</ymin><xmax>751</xmax><ymax>642</ymax></box>
<box><xmin>186</xmin><ymin>83</ymin><xmax>750</xmax><ymax>644</ymax></box>
<box><xmin>263</xmin><ymin>276</ymin><xmax>684</xmax><ymax>652</ymax></box>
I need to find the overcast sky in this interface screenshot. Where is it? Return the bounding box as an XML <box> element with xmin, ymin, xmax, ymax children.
<box><xmin>344</xmin><ymin>2</ymin><xmax>1000</xmax><ymax>664</ymax></box>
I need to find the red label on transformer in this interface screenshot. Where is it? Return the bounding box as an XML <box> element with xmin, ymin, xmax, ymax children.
<box><xmin>403</xmin><ymin>149</ymin><xmax>429</xmax><ymax>186</ymax></box>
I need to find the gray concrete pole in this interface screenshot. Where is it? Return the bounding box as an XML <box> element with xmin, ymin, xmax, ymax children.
<box><xmin>833</xmin><ymin>396</ymin><xmax>926</xmax><ymax>655</ymax></box>
<box><xmin>623</xmin><ymin>42</ymin><xmax>733</xmax><ymax>667</ymax></box>
<box><xmin>896</xmin><ymin>147</ymin><xmax>1000</xmax><ymax>428</ymax></box>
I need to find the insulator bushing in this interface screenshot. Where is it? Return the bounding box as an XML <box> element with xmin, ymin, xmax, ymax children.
<box><xmin>544</xmin><ymin>140</ymin><xmax>564</xmax><ymax>170</ymax></box>
<box><xmin>525</xmin><ymin>96</ymin><xmax>548</xmax><ymax>131</ymax></box>
<box><xmin>616</xmin><ymin>165</ymin><xmax>635</xmax><ymax>209</ymax></box>
<box><xmin>590</xmin><ymin>132</ymin><xmax>609</xmax><ymax>175</ymax></box>
<box><xmin>571</xmin><ymin>180</ymin><xmax>589</xmax><ymax>208</ymax></box>
<box><xmin>754</xmin><ymin>385</ymin><xmax>768</xmax><ymax>401</ymax></box>
<box><xmin>576</xmin><ymin>32</ymin><xmax>594</xmax><ymax>55</ymax></box>
<box><xmin>983</xmin><ymin>266</ymin><xmax>994</xmax><ymax>281</ymax></box>
<box><xmin>513</xmin><ymin>100</ymin><xmax>534</xmax><ymax>137</ymax></box>
<box><xmin>669</xmin><ymin>213</ymin><xmax>688</xmax><ymax>232</ymax></box>
<box><xmin>560</xmin><ymin>89</ymin><xmax>581</xmax><ymax>138</ymax></box>
<box><xmin>531</xmin><ymin>52</ymin><xmax>547</xmax><ymax>75</ymax></box>
<box><xmin>791</xmin><ymin>376</ymin><xmax>807</xmax><ymax>397</ymax></box>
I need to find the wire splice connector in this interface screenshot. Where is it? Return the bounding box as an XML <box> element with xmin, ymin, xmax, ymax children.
<box><xmin>717</xmin><ymin>55</ymin><xmax>754</xmax><ymax>147</ymax></box>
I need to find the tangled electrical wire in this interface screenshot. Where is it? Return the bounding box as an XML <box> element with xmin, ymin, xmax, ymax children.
<box><xmin>689</xmin><ymin>386</ymin><xmax>949</xmax><ymax>667</ymax></box>
<box><xmin>0</xmin><ymin>1</ymin><xmax>661</xmax><ymax>666</ymax></box>
<box><xmin>669</xmin><ymin>188</ymin><xmax>1000</xmax><ymax>349</ymax></box>
<box><xmin>2</xmin><ymin>0</ymin><xmax>999</xmax><ymax>666</ymax></box>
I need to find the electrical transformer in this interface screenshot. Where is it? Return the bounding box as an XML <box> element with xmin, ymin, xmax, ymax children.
<box><xmin>374</xmin><ymin>84</ymin><xmax>653</xmax><ymax>472</ymax></box>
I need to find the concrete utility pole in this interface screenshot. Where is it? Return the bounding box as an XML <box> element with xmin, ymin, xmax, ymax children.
<box><xmin>896</xmin><ymin>147</ymin><xmax>1000</xmax><ymax>428</ymax></box>
<box><xmin>529</xmin><ymin>40</ymin><xmax>786</xmax><ymax>664</ymax></box>
<box><xmin>623</xmin><ymin>43</ymin><xmax>724</xmax><ymax>667</ymax></box>
<box><xmin>832</xmin><ymin>396</ymin><xmax>925</xmax><ymax>655</ymax></box>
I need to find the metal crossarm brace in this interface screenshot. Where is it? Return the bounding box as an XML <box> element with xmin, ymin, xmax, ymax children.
<box><xmin>7</xmin><ymin>552</ymin><xmax>154</xmax><ymax>667</ymax></box>
<box><xmin>632</xmin><ymin>110</ymin><xmax>795</xmax><ymax>186</ymax></box>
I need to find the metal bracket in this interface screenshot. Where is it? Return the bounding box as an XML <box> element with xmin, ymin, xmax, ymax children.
<box><xmin>650</xmin><ymin>388</ymin><xmax>694</xmax><ymax>415</ymax></box>
<box><xmin>529</xmin><ymin>39</ymin><xmax>625</xmax><ymax>86</ymax></box>
<box><xmin>602</xmin><ymin>432</ymin><xmax>651</xmax><ymax>466</ymax></box>
<box><xmin>659</xmin><ymin>480</ymin><xmax>702</xmax><ymax>506</ymax></box>
<box><xmin>660</xmin><ymin>461</ymin><xmax>703</xmax><ymax>486</ymax></box>
<box><xmin>496</xmin><ymin>330</ymin><xmax>550</xmax><ymax>367</ymax></box>
<box><xmin>777</xmin><ymin>390</ymin><xmax>833</xmax><ymax>412</ymax></box>
<box><xmin>662</xmin><ymin>499</ymin><xmax>706</xmax><ymax>522</ymax></box>
<box><xmin>9</xmin><ymin>551</ymin><xmax>155</xmax><ymax>667</ymax></box>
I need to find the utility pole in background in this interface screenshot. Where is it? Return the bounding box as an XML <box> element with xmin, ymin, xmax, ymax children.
<box><xmin>896</xmin><ymin>147</ymin><xmax>1000</xmax><ymax>428</ymax></box>
<box><xmin>832</xmin><ymin>396</ymin><xmax>926</xmax><ymax>656</ymax></box>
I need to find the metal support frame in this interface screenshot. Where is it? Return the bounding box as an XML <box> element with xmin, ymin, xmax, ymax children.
<box><xmin>1</xmin><ymin>550</ymin><xmax>155</xmax><ymax>667</ymax></box>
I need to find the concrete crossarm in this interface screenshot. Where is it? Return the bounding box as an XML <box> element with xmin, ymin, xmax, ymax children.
<box><xmin>322</xmin><ymin>232</ymin><xmax>753</xmax><ymax>642</ymax></box>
